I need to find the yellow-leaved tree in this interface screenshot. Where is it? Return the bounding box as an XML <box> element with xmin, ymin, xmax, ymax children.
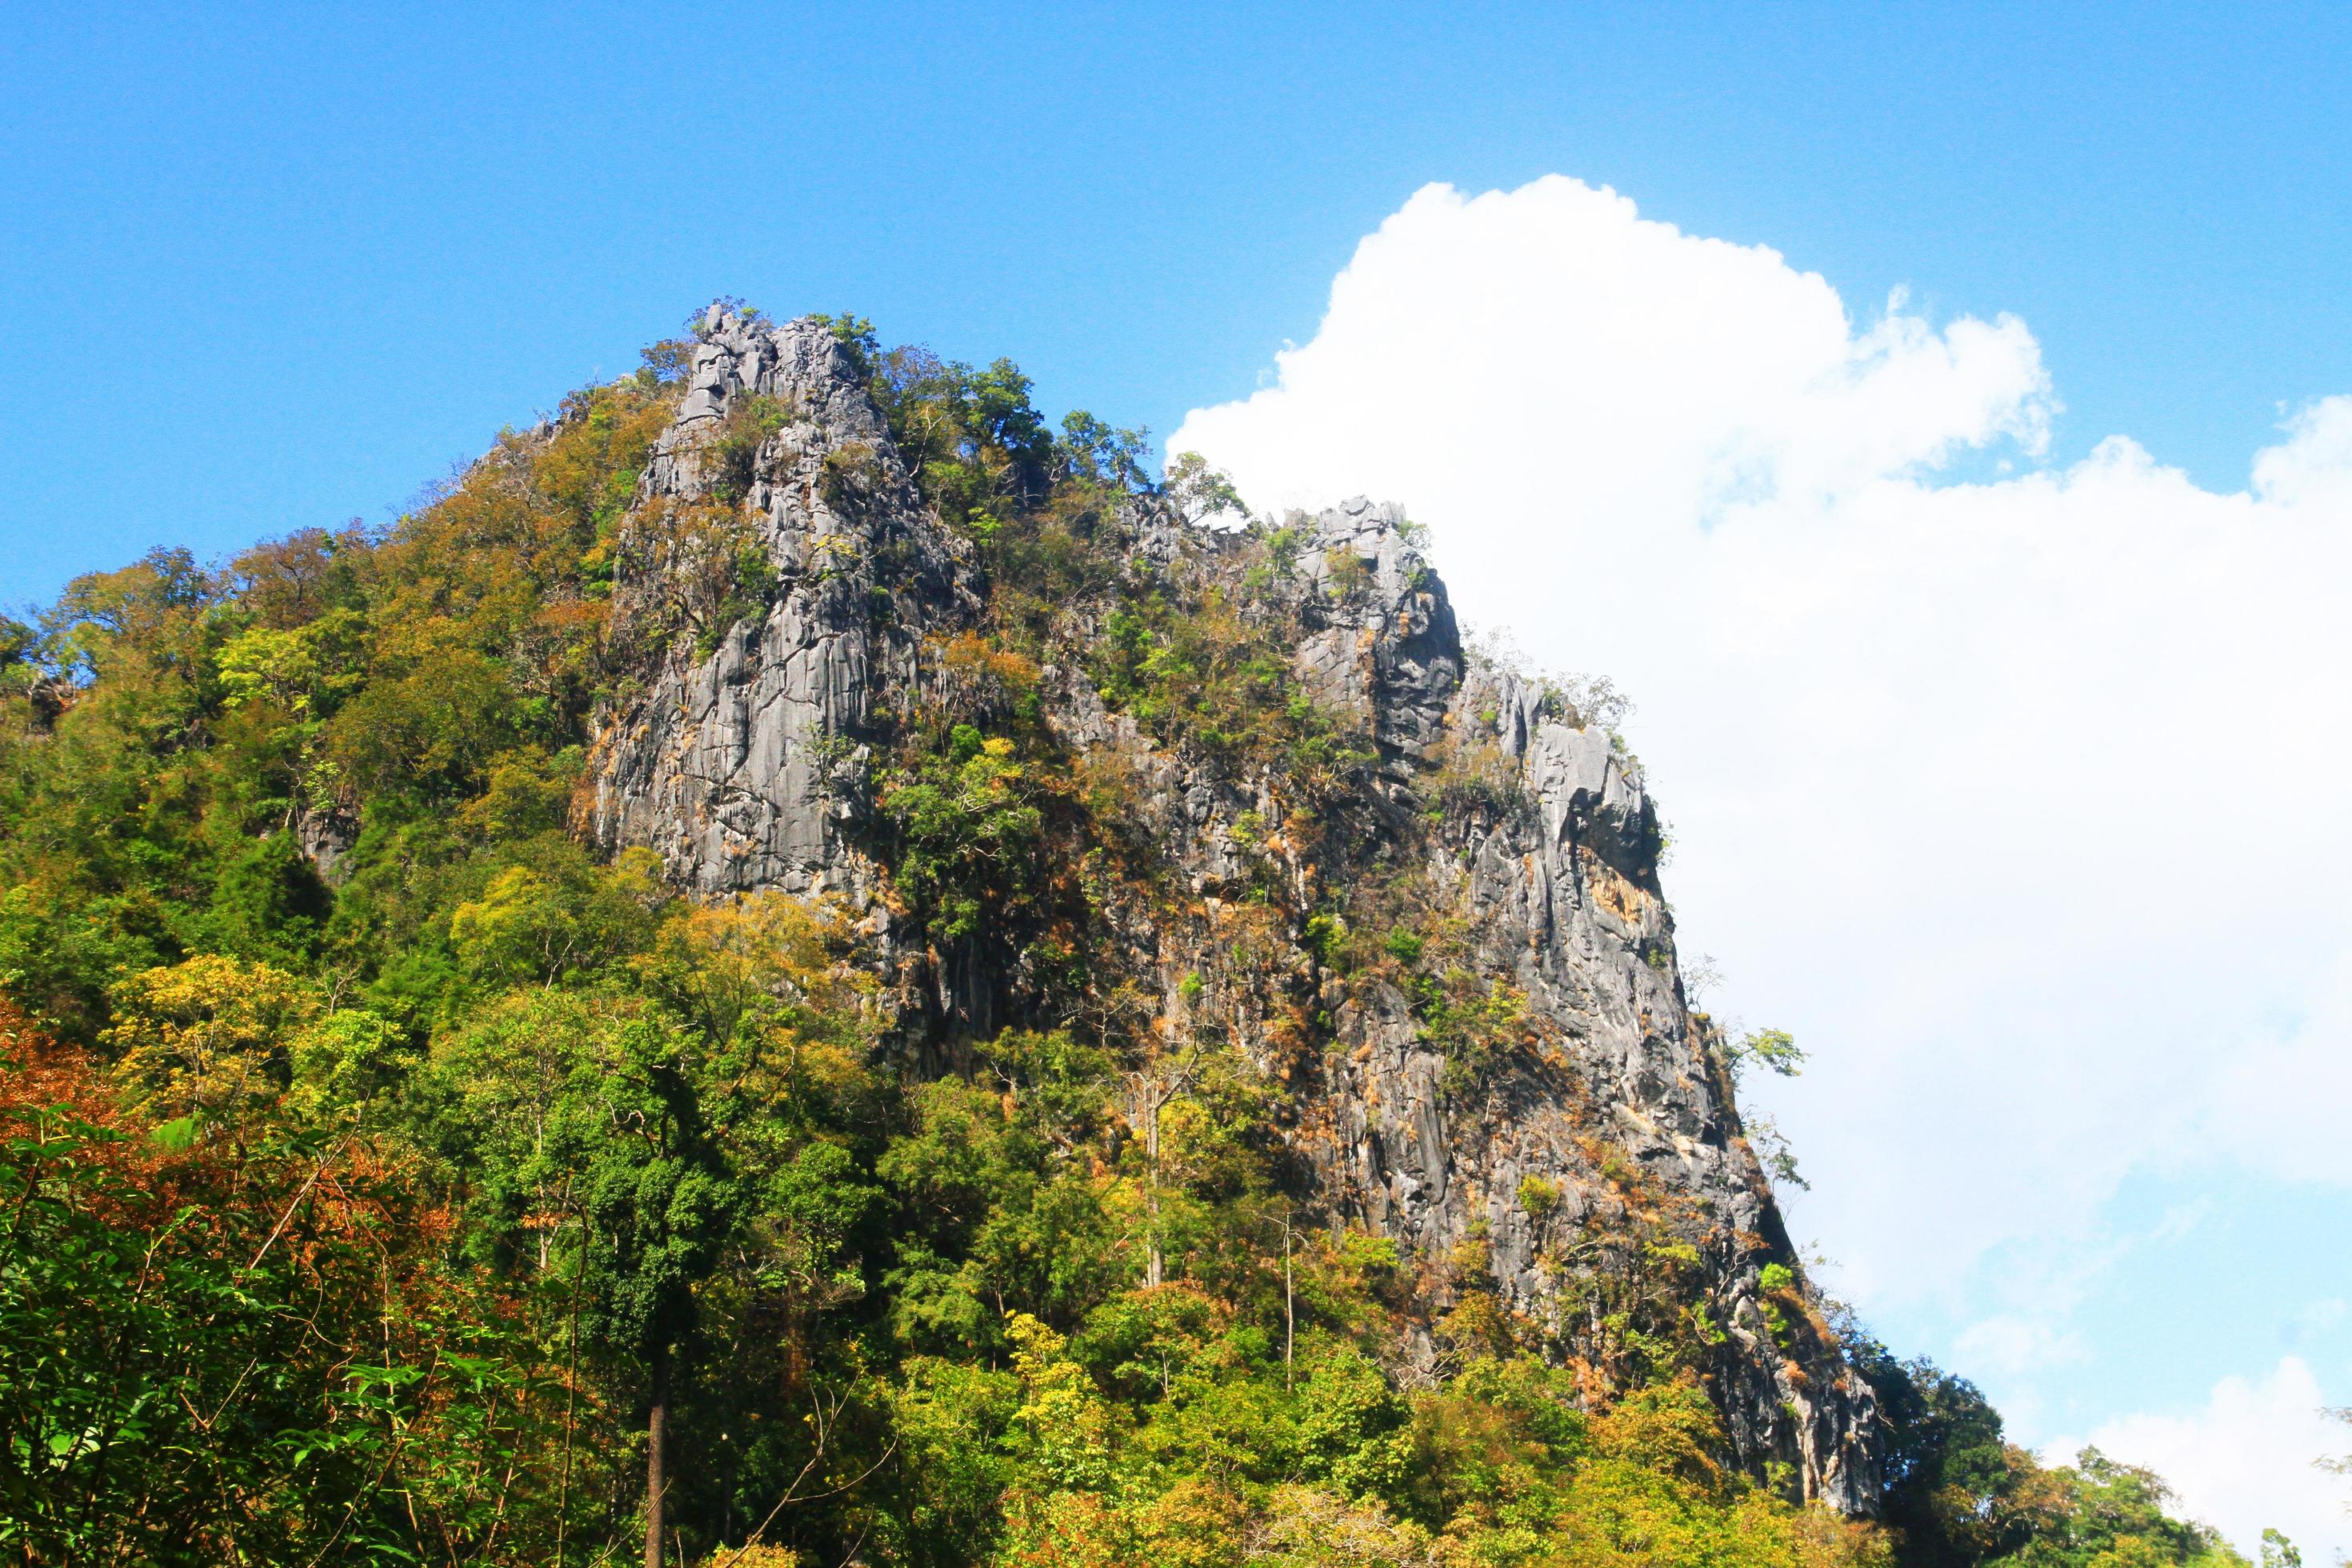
<box><xmin>103</xmin><ymin>954</ymin><xmax>319</xmax><ymax>1140</ymax></box>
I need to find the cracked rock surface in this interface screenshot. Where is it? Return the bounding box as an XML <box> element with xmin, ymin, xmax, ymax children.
<box><xmin>587</xmin><ymin>314</ymin><xmax>978</xmax><ymax>899</ymax></box>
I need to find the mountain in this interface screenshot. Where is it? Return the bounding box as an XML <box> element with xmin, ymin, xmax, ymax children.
<box><xmin>0</xmin><ymin>304</ymin><xmax>2252</xmax><ymax>1566</ymax></box>
<box><xmin>587</xmin><ymin>309</ymin><xmax>1876</xmax><ymax>1506</ymax></box>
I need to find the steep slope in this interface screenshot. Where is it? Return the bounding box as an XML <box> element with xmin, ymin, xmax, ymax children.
<box><xmin>586</xmin><ymin>308</ymin><xmax>1881</xmax><ymax>1510</ymax></box>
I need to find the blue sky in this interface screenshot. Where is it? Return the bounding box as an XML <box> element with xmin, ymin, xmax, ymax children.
<box><xmin>8</xmin><ymin>2</ymin><xmax>2352</xmax><ymax>602</ymax></box>
<box><xmin>6</xmin><ymin>2</ymin><xmax>2350</xmax><ymax>1544</ymax></box>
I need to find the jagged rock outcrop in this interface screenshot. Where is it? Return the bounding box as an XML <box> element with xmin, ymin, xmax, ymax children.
<box><xmin>586</xmin><ymin>310</ymin><xmax>1882</xmax><ymax>1511</ymax></box>
<box><xmin>1285</xmin><ymin>499</ymin><xmax>1878</xmax><ymax>1510</ymax></box>
<box><xmin>588</xmin><ymin>310</ymin><xmax>978</xmax><ymax>899</ymax></box>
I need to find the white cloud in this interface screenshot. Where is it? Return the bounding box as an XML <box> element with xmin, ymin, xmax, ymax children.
<box><xmin>1170</xmin><ymin>175</ymin><xmax>2352</xmax><ymax>1330</ymax></box>
<box><xmin>2299</xmin><ymin>1300</ymin><xmax>2350</xmax><ymax>1338</ymax></box>
<box><xmin>2256</xmin><ymin>398</ymin><xmax>2352</xmax><ymax>509</ymax></box>
<box><xmin>2050</xmin><ymin>1358</ymin><xmax>2350</xmax><ymax>1561</ymax></box>
<box><xmin>1955</xmin><ymin>1314</ymin><xmax>2087</xmax><ymax>1378</ymax></box>
<box><xmin>2150</xmin><ymin>1198</ymin><xmax>2214</xmax><ymax>1247</ymax></box>
<box><xmin>1174</xmin><ymin>178</ymin><xmax>2054</xmax><ymax>623</ymax></box>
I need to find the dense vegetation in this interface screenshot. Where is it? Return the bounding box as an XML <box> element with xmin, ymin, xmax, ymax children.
<box><xmin>0</xmin><ymin>312</ymin><xmax>2256</xmax><ymax>1566</ymax></box>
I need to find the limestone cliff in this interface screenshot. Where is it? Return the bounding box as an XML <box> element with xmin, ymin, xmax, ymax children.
<box><xmin>586</xmin><ymin>309</ymin><xmax>1882</xmax><ymax>1511</ymax></box>
<box><xmin>590</xmin><ymin>307</ymin><xmax>978</xmax><ymax>898</ymax></box>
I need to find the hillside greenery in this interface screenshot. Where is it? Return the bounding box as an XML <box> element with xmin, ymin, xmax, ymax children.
<box><xmin>0</xmin><ymin>314</ymin><xmax>2254</xmax><ymax>1567</ymax></box>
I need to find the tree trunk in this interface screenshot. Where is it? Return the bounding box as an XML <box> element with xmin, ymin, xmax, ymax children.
<box><xmin>1283</xmin><ymin>1225</ymin><xmax>1295</xmax><ymax>1390</ymax></box>
<box><xmin>643</xmin><ymin>1343</ymin><xmax>671</xmax><ymax>1568</ymax></box>
<box><xmin>1144</xmin><ymin>1092</ymin><xmax>1163</xmax><ymax>1289</ymax></box>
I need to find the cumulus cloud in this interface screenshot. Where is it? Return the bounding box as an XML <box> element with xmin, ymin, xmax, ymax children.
<box><xmin>1954</xmin><ymin>1315</ymin><xmax>2087</xmax><ymax>1379</ymax></box>
<box><xmin>2257</xmin><ymin>398</ymin><xmax>2352</xmax><ymax>509</ymax></box>
<box><xmin>2050</xmin><ymin>1358</ymin><xmax>2350</xmax><ymax>1559</ymax></box>
<box><xmin>1175</xmin><ymin>178</ymin><xmax>2054</xmax><ymax>613</ymax></box>
<box><xmin>1170</xmin><ymin>181</ymin><xmax>2352</xmax><ymax>1507</ymax></box>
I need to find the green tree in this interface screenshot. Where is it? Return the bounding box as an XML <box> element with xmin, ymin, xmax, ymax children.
<box><xmin>424</xmin><ymin>891</ymin><xmax>881</xmax><ymax>1566</ymax></box>
<box><xmin>879</xmin><ymin>725</ymin><xmax>1046</xmax><ymax>944</ymax></box>
<box><xmin>428</xmin><ymin>990</ymin><xmax>738</xmax><ymax>1566</ymax></box>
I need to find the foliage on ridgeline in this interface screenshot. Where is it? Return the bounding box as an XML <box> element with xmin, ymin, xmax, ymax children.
<box><xmin>0</xmin><ymin>309</ymin><xmax>2259</xmax><ymax>1566</ymax></box>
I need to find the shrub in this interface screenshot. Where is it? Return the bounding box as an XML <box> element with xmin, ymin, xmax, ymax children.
<box><xmin>1518</xmin><ymin>1174</ymin><xmax>1561</xmax><ymax>1218</ymax></box>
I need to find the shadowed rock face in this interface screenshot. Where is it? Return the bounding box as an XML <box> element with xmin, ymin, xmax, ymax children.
<box><xmin>587</xmin><ymin>310</ymin><xmax>1882</xmax><ymax>1513</ymax></box>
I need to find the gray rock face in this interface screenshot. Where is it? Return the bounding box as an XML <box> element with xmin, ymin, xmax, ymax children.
<box><xmin>586</xmin><ymin>314</ymin><xmax>977</xmax><ymax>898</ymax></box>
<box><xmin>294</xmin><ymin>803</ymin><xmax>359</xmax><ymax>886</ymax></box>
<box><xmin>1292</xmin><ymin>498</ymin><xmax>1461</xmax><ymax>767</ymax></box>
<box><xmin>1283</xmin><ymin>500</ymin><xmax>1881</xmax><ymax>1512</ymax></box>
<box><xmin>586</xmin><ymin>311</ymin><xmax>1880</xmax><ymax>1511</ymax></box>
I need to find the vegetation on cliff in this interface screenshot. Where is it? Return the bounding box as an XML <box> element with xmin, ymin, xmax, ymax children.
<box><xmin>0</xmin><ymin>312</ymin><xmax>2250</xmax><ymax>1566</ymax></box>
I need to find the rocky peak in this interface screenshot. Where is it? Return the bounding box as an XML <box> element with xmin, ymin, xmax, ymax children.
<box><xmin>587</xmin><ymin>309</ymin><xmax>974</xmax><ymax>898</ymax></box>
<box><xmin>1289</xmin><ymin>498</ymin><xmax>1463</xmax><ymax>771</ymax></box>
<box><xmin>583</xmin><ymin>316</ymin><xmax>1882</xmax><ymax>1512</ymax></box>
<box><xmin>668</xmin><ymin>310</ymin><xmax>894</xmax><ymax>446</ymax></box>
